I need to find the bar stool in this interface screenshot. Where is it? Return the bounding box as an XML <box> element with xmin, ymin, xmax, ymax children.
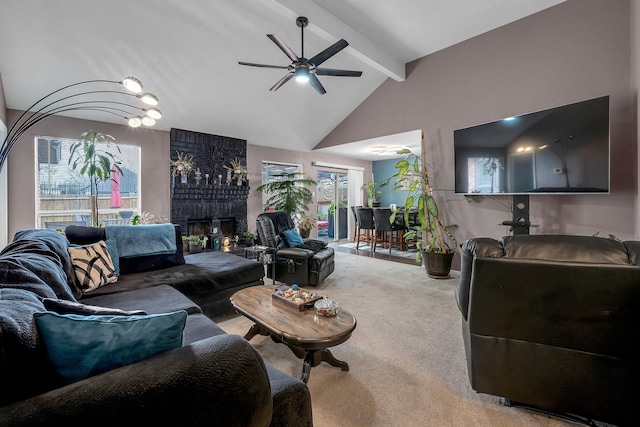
<box><xmin>351</xmin><ymin>206</ymin><xmax>361</xmax><ymax>241</ymax></box>
<box><xmin>355</xmin><ymin>207</ymin><xmax>375</xmax><ymax>249</ymax></box>
<box><xmin>372</xmin><ymin>208</ymin><xmax>405</xmax><ymax>254</ymax></box>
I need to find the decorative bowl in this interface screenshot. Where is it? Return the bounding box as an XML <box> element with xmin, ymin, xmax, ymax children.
<box><xmin>314</xmin><ymin>297</ymin><xmax>339</xmax><ymax>317</ymax></box>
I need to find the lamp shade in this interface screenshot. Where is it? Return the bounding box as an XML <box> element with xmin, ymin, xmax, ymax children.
<box><xmin>139</xmin><ymin>93</ymin><xmax>158</xmax><ymax>106</ymax></box>
<box><xmin>141</xmin><ymin>116</ymin><xmax>156</xmax><ymax>126</ymax></box>
<box><xmin>122</xmin><ymin>77</ymin><xmax>143</xmax><ymax>93</ymax></box>
<box><xmin>128</xmin><ymin>116</ymin><xmax>142</xmax><ymax>127</ymax></box>
<box><xmin>144</xmin><ymin>107</ymin><xmax>162</xmax><ymax>120</ymax></box>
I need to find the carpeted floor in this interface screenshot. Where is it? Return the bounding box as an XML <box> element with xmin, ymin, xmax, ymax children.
<box><xmin>217</xmin><ymin>252</ymin><xmax>587</xmax><ymax>427</ymax></box>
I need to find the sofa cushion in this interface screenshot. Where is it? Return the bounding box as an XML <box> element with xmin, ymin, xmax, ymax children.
<box><xmin>81</xmin><ymin>284</ymin><xmax>202</xmax><ymax>315</ymax></box>
<box><xmin>34</xmin><ymin>310</ymin><xmax>188</xmax><ymax>384</ymax></box>
<box><xmin>11</xmin><ymin>228</ymin><xmax>82</xmax><ymax>299</ymax></box>
<box><xmin>68</xmin><ymin>241</ymin><xmax>118</xmax><ymax>292</ymax></box>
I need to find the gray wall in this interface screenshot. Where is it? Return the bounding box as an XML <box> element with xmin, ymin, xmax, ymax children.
<box><xmin>0</xmin><ymin>73</ymin><xmax>6</xmax><ymax>125</ymax></box>
<box><xmin>319</xmin><ymin>0</ymin><xmax>637</xmax><ymax>242</ymax></box>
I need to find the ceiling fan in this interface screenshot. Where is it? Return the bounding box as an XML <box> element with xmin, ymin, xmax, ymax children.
<box><xmin>238</xmin><ymin>16</ymin><xmax>362</xmax><ymax>95</ymax></box>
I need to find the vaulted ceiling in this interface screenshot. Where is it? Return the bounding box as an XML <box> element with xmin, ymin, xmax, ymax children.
<box><xmin>0</xmin><ymin>0</ymin><xmax>564</xmax><ymax>156</ymax></box>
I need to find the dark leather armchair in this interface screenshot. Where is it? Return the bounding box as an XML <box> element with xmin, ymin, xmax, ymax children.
<box><xmin>256</xmin><ymin>211</ymin><xmax>335</xmax><ymax>286</ymax></box>
<box><xmin>456</xmin><ymin>235</ymin><xmax>640</xmax><ymax>426</ymax></box>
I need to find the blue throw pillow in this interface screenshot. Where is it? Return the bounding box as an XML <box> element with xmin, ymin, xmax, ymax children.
<box><xmin>282</xmin><ymin>229</ymin><xmax>304</xmax><ymax>247</ymax></box>
<box><xmin>34</xmin><ymin>310</ymin><xmax>187</xmax><ymax>384</ymax></box>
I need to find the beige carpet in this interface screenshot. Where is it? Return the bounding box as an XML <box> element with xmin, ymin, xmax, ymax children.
<box><xmin>217</xmin><ymin>252</ymin><xmax>578</xmax><ymax>427</ymax></box>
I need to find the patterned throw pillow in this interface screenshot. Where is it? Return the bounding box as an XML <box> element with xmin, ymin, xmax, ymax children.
<box><xmin>67</xmin><ymin>241</ymin><xmax>117</xmax><ymax>292</ymax></box>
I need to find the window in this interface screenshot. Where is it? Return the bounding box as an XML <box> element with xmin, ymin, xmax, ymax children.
<box><xmin>467</xmin><ymin>157</ymin><xmax>502</xmax><ymax>193</ymax></box>
<box><xmin>36</xmin><ymin>136</ymin><xmax>141</xmax><ymax>228</ymax></box>
<box><xmin>260</xmin><ymin>161</ymin><xmax>301</xmax><ymax>212</ymax></box>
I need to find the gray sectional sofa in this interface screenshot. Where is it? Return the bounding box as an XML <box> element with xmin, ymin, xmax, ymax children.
<box><xmin>0</xmin><ymin>227</ymin><xmax>313</xmax><ymax>426</ymax></box>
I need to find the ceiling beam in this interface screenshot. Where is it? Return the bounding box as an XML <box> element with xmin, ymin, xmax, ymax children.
<box><xmin>260</xmin><ymin>0</ymin><xmax>406</xmax><ymax>81</ymax></box>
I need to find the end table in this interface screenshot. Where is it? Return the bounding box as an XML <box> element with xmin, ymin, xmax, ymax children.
<box><xmin>244</xmin><ymin>246</ymin><xmax>276</xmax><ymax>285</ymax></box>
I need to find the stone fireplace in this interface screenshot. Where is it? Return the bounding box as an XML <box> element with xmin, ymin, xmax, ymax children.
<box><xmin>170</xmin><ymin>129</ymin><xmax>249</xmax><ymax>241</ymax></box>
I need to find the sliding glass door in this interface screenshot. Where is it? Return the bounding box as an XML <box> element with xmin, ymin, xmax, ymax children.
<box><xmin>316</xmin><ymin>171</ymin><xmax>348</xmax><ymax>242</ymax></box>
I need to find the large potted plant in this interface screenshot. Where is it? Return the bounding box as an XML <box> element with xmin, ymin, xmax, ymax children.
<box><xmin>384</xmin><ymin>134</ymin><xmax>457</xmax><ymax>278</ymax></box>
<box><xmin>256</xmin><ymin>172</ymin><xmax>317</xmax><ymax>217</ymax></box>
<box><xmin>68</xmin><ymin>130</ymin><xmax>122</xmax><ymax>226</ymax></box>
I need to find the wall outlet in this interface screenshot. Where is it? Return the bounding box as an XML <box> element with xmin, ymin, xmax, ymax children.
<box><xmin>553</xmin><ymin>168</ymin><xmax>563</xmax><ymax>175</ymax></box>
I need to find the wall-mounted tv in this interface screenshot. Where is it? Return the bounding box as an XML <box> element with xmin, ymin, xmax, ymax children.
<box><xmin>454</xmin><ymin>96</ymin><xmax>610</xmax><ymax>195</ymax></box>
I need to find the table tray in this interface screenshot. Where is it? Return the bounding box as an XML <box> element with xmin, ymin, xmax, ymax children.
<box><xmin>272</xmin><ymin>285</ymin><xmax>322</xmax><ymax>311</ymax></box>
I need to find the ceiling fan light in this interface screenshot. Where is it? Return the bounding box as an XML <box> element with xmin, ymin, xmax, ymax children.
<box><xmin>139</xmin><ymin>92</ymin><xmax>159</xmax><ymax>106</ymax></box>
<box><xmin>128</xmin><ymin>116</ymin><xmax>142</xmax><ymax>127</ymax></box>
<box><xmin>144</xmin><ymin>107</ymin><xmax>162</xmax><ymax>120</ymax></box>
<box><xmin>141</xmin><ymin>116</ymin><xmax>156</xmax><ymax>126</ymax></box>
<box><xmin>295</xmin><ymin>67</ymin><xmax>310</xmax><ymax>83</ymax></box>
<box><xmin>122</xmin><ymin>76</ymin><xmax>143</xmax><ymax>93</ymax></box>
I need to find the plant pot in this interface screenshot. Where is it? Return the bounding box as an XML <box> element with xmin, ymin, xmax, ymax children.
<box><xmin>423</xmin><ymin>251</ymin><xmax>454</xmax><ymax>279</ymax></box>
<box><xmin>188</xmin><ymin>244</ymin><xmax>202</xmax><ymax>254</ymax></box>
<box><xmin>299</xmin><ymin>228</ymin><xmax>311</xmax><ymax>238</ymax></box>
<box><xmin>241</xmin><ymin>238</ymin><xmax>255</xmax><ymax>246</ymax></box>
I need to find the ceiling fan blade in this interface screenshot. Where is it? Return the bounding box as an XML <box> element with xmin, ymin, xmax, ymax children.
<box><xmin>267</xmin><ymin>34</ymin><xmax>299</xmax><ymax>62</ymax></box>
<box><xmin>238</xmin><ymin>61</ymin><xmax>288</xmax><ymax>70</ymax></box>
<box><xmin>270</xmin><ymin>72</ymin><xmax>294</xmax><ymax>91</ymax></box>
<box><xmin>308</xmin><ymin>74</ymin><xmax>327</xmax><ymax>95</ymax></box>
<box><xmin>309</xmin><ymin>39</ymin><xmax>349</xmax><ymax>67</ymax></box>
<box><xmin>315</xmin><ymin>67</ymin><xmax>363</xmax><ymax>77</ymax></box>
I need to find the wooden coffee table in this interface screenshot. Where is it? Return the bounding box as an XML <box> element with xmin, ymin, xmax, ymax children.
<box><xmin>230</xmin><ymin>285</ymin><xmax>357</xmax><ymax>383</ymax></box>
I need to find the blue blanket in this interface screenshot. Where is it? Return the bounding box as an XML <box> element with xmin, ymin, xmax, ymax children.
<box><xmin>105</xmin><ymin>224</ymin><xmax>177</xmax><ymax>258</ymax></box>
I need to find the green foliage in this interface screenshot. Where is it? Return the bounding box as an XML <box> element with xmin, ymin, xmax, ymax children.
<box><xmin>68</xmin><ymin>130</ymin><xmax>121</xmax><ymax>225</ymax></box>
<box><xmin>298</xmin><ymin>214</ymin><xmax>316</xmax><ymax>231</ymax></box>
<box><xmin>383</xmin><ymin>152</ymin><xmax>457</xmax><ymax>257</ymax></box>
<box><xmin>186</xmin><ymin>235</ymin><xmax>203</xmax><ymax>245</ymax></box>
<box><xmin>328</xmin><ymin>199</ymin><xmax>345</xmax><ymax>216</ymax></box>
<box><xmin>361</xmin><ymin>181</ymin><xmax>381</xmax><ymax>204</ymax></box>
<box><xmin>256</xmin><ymin>172</ymin><xmax>317</xmax><ymax>216</ymax></box>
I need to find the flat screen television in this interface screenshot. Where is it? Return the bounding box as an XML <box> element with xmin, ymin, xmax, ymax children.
<box><xmin>454</xmin><ymin>96</ymin><xmax>610</xmax><ymax>195</ymax></box>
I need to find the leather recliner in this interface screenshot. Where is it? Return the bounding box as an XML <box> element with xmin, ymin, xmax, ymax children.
<box><xmin>256</xmin><ymin>211</ymin><xmax>335</xmax><ymax>286</ymax></box>
<box><xmin>456</xmin><ymin>235</ymin><xmax>640</xmax><ymax>426</ymax></box>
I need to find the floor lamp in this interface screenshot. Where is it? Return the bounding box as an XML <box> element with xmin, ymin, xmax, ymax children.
<box><xmin>0</xmin><ymin>76</ymin><xmax>161</xmax><ymax>244</ymax></box>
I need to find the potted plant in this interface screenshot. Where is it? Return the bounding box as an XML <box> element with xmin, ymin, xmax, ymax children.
<box><xmin>243</xmin><ymin>231</ymin><xmax>256</xmax><ymax>246</ymax></box>
<box><xmin>186</xmin><ymin>235</ymin><xmax>204</xmax><ymax>253</ymax></box>
<box><xmin>297</xmin><ymin>214</ymin><xmax>316</xmax><ymax>238</ymax></box>
<box><xmin>68</xmin><ymin>130</ymin><xmax>122</xmax><ymax>226</ymax></box>
<box><xmin>171</xmin><ymin>151</ymin><xmax>196</xmax><ymax>184</ymax></box>
<box><xmin>256</xmin><ymin>172</ymin><xmax>317</xmax><ymax>217</ymax></box>
<box><xmin>384</xmin><ymin>136</ymin><xmax>457</xmax><ymax>278</ymax></box>
<box><xmin>361</xmin><ymin>181</ymin><xmax>381</xmax><ymax>207</ymax></box>
<box><xmin>327</xmin><ymin>199</ymin><xmax>347</xmax><ymax>239</ymax></box>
